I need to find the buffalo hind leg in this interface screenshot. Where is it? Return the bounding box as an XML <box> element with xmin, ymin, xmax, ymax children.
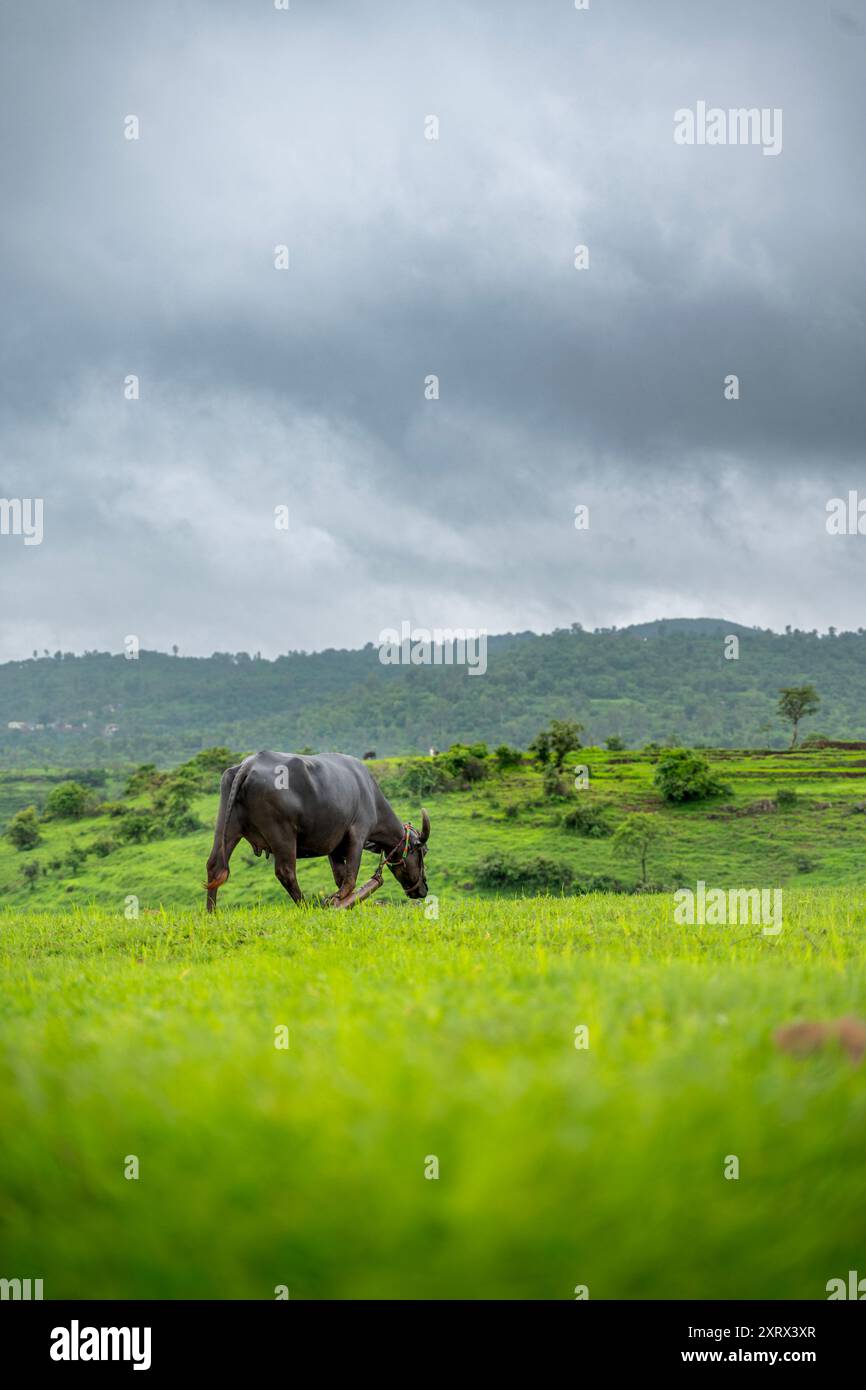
<box><xmin>273</xmin><ymin>833</ymin><xmax>303</xmax><ymax>904</ymax></box>
<box><xmin>205</xmin><ymin>827</ymin><xmax>241</xmax><ymax>914</ymax></box>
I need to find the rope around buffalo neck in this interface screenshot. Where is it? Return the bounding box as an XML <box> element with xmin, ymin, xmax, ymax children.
<box><xmin>381</xmin><ymin>822</ymin><xmax>412</xmax><ymax>868</ymax></box>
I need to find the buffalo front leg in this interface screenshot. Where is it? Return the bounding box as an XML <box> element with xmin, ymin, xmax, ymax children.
<box><xmin>325</xmin><ymin>850</ymin><xmax>348</xmax><ymax>906</ymax></box>
<box><xmin>328</xmin><ymin>850</ymin><xmax>348</xmax><ymax>890</ymax></box>
<box><xmin>331</xmin><ymin>832</ymin><xmax>365</xmax><ymax>908</ymax></box>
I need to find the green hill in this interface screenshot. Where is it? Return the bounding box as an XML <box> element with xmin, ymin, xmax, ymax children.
<box><xmin>4</xmin><ymin>744</ymin><xmax>866</xmax><ymax>911</ymax></box>
<box><xmin>1</xmin><ymin>619</ymin><xmax>864</xmax><ymax>768</ymax></box>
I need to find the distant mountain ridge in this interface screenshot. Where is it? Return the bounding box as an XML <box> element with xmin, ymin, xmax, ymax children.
<box><xmin>0</xmin><ymin>619</ymin><xmax>861</xmax><ymax>767</ymax></box>
<box><xmin>624</xmin><ymin>618</ymin><xmax>766</xmax><ymax>637</ymax></box>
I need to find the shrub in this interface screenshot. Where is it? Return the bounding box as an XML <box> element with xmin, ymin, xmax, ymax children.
<box><xmin>437</xmin><ymin>743</ymin><xmax>490</xmax><ymax>780</ymax></box>
<box><xmin>653</xmin><ymin>749</ymin><xmax>730</xmax><ymax>803</ymax></box>
<box><xmin>561</xmin><ymin>801</ymin><xmax>612</xmax><ymax>837</ymax></box>
<box><xmin>414</xmin><ymin>760</ymin><xmax>454</xmax><ymax>795</ymax></box>
<box><xmin>461</xmin><ymin>756</ymin><xmax>488</xmax><ymax>784</ymax></box>
<box><xmin>116</xmin><ymin>813</ymin><xmax>163</xmax><ymax>845</ymax></box>
<box><xmin>66</xmin><ymin>843</ymin><xmax>87</xmax><ymax>875</ymax></box>
<box><xmin>165</xmin><ymin>809</ymin><xmax>200</xmax><ymax>836</ymax></box>
<box><xmin>405</xmin><ymin>761</ymin><xmax>452</xmax><ymax>796</ymax></box>
<box><xmin>378</xmin><ymin>761</ymin><xmax>452</xmax><ymax>799</ymax></box>
<box><xmin>21</xmin><ymin>860</ymin><xmax>40</xmax><ymax>889</ymax></box>
<box><xmin>76</xmin><ymin>768</ymin><xmax>108</xmax><ymax>788</ymax></box>
<box><xmin>181</xmin><ymin>747</ymin><xmax>241</xmax><ymax>779</ymax></box>
<box><xmin>493</xmin><ymin>744</ymin><xmax>523</xmax><ymax>771</ymax></box>
<box><xmin>801</xmin><ymin>732</ymin><xmax>829</xmax><ymax>748</ymax></box>
<box><xmin>775</xmin><ymin>787</ymin><xmax>798</xmax><ymax>809</ymax></box>
<box><xmin>150</xmin><ymin>777</ymin><xmax>202</xmax><ymax>835</ymax></box>
<box><xmin>475</xmin><ymin>855</ymin><xmax>625</xmax><ymax>895</ymax></box>
<box><xmin>90</xmin><ymin>836</ymin><xmax>116</xmax><ymax>858</ymax></box>
<box><xmin>153</xmin><ymin>776</ymin><xmax>194</xmax><ymax>812</ymax></box>
<box><xmin>475</xmin><ymin>854</ymin><xmax>575</xmax><ymax>894</ymax></box>
<box><xmin>124</xmin><ymin>763</ymin><xmax>163</xmax><ymax>798</ymax></box>
<box><xmin>604</xmin><ymin>736</ymin><xmax>626</xmax><ymax>751</ymax></box>
<box><xmin>6</xmin><ymin>806</ymin><xmax>41</xmax><ymax>850</ymax></box>
<box><xmin>44</xmin><ymin>781</ymin><xmax>91</xmax><ymax>820</ymax></box>
<box><xmin>542</xmin><ymin>765</ymin><xmax>568</xmax><ymax>800</ymax></box>
<box><xmin>159</xmin><ymin>783</ymin><xmax>193</xmax><ymax>813</ymax></box>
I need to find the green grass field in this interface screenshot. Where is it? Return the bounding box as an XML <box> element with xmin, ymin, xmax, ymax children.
<box><xmin>1</xmin><ymin>891</ymin><xmax>865</xmax><ymax>1299</ymax></box>
<box><xmin>1</xmin><ymin>747</ymin><xmax>865</xmax><ymax>1298</ymax></box>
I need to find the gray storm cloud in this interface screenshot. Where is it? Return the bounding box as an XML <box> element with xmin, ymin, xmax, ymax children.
<box><xmin>0</xmin><ymin>0</ymin><xmax>864</xmax><ymax>660</ymax></box>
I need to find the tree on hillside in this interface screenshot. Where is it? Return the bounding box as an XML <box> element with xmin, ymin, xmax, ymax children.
<box><xmin>6</xmin><ymin>806</ymin><xmax>41</xmax><ymax>850</ymax></box>
<box><xmin>777</xmin><ymin>685</ymin><xmax>820</xmax><ymax>748</ymax></box>
<box><xmin>44</xmin><ymin>781</ymin><xmax>92</xmax><ymax>820</ymax></box>
<box><xmin>612</xmin><ymin>813</ymin><xmax>662</xmax><ymax>887</ymax></box>
<box><xmin>529</xmin><ymin>719</ymin><xmax>584</xmax><ymax>770</ymax></box>
<box><xmin>653</xmin><ymin>749</ymin><xmax>730</xmax><ymax>803</ymax></box>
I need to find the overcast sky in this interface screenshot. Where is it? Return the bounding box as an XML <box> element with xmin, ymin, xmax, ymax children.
<box><xmin>1</xmin><ymin>0</ymin><xmax>864</xmax><ymax>661</ymax></box>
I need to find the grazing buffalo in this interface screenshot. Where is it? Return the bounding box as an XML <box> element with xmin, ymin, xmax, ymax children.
<box><xmin>204</xmin><ymin>750</ymin><xmax>430</xmax><ymax>912</ymax></box>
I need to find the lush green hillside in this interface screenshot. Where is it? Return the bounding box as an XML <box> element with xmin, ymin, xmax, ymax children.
<box><xmin>2</xmin><ymin>619</ymin><xmax>865</xmax><ymax>766</ymax></box>
<box><xmin>1</xmin><ymin>891</ymin><xmax>863</xmax><ymax>1298</ymax></box>
<box><xmin>4</xmin><ymin>745</ymin><xmax>866</xmax><ymax>911</ymax></box>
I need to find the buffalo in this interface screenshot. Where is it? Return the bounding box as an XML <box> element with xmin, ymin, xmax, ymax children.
<box><xmin>205</xmin><ymin>750</ymin><xmax>430</xmax><ymax>912</ymax></box>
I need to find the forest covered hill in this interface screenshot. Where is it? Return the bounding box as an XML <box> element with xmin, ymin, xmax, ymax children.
<box><xmin>0</xmin><ymin>618</ymin><xmax>862</xmax><ymax>767</ymax></box>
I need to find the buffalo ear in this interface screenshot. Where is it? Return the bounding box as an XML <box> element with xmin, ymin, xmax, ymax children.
<box><xmin>420</xmin><ymin>808</ymin><xmax>431</xmax><ymax>843</ymax></box>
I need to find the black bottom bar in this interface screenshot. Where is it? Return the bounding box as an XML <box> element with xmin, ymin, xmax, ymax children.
<box><xmin>6</xmin><ymin>1299</ymin><xmax>862</xmax><ymax>1375</ymax></box>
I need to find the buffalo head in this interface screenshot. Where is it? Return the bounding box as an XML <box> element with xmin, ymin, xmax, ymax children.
<box><xmin>387</xmin><ymin>808</ymin><xmax>430</xmax><ymax>900</ymax></box>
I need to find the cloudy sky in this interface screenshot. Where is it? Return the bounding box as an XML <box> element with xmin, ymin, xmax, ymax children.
<box><xmin>1</xmin><ymin>0</ymin><xmax>864</xmax><ymax>661</ymax></box>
